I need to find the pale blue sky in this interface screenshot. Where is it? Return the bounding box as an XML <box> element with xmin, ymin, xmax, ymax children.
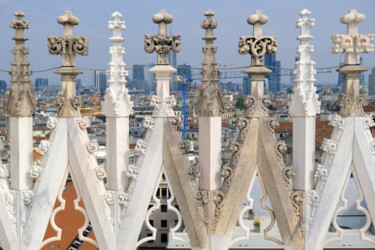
<box><xmin>0</xmin><ymin>0</ymin><xmax>374</xmax><ymax>87</ymax></box>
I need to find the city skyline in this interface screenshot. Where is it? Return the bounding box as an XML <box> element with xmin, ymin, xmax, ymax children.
<box><xmin>0</xmin><ymin>0</ymin><xmax>374</xmax><ymax>86</ymax></box>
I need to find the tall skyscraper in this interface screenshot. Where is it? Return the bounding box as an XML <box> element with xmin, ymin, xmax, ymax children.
<box><xmin>264</xmin><ymin>53</ymin><xmax>281</xmax><ymax>93</ymax></box>
<box><xmin>132</xmin><ymin>64</ymin><xmax>148</xmax><ymax>91</ymax></box>
<box><xmin>133</xmin><ymin>64</ymin><xmax>145</xmax><ymax>81</ymax></box>
<box><xmin>144</xmin><ymin>64</ymin><xmax>156</xmax><ymax>91</ymax></box>
<box><xmin>368</xmin><ymin>67</ymin><xmax>375</xmax><ymax>96</ymax></box>
<box><xmin>93</xmin><ymin>71</ymin><xmax>107</xmax><ymax>94</ymax></box>
<box><xmin>35</xmin><ymin>78</ymin><xmax>48</xmax><ymax>92</ymax></box>
<box><xmin>243</xmin><ymin>76</ymin><xmax>250</xmax><ymax>95</ymax></box>
<box><xmin>0</xmin><ymin>80</ymin><xmax>7</xmax><ymax>93</ymax></box>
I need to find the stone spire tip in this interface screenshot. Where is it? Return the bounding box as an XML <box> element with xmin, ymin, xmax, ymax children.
<box><xmin>14</xmin><ymin>11</ymin><xmax>25</xmax><ymax>18</ymax></box>
<box><xmin>152</xmin><ymin>9</ymin><xmax>173</xmax><ymax>25</ymax></box>
<box><xmin>340</xmin><ymin>9</ymin><xmax>365</xmax><ymax>25</ymax></box>
<box><xmin>57</xmin><ymin>11</ymin><xmax>80</xmax><ymax>26</ymax></box>
<box><xmin>247</xmin><ymin>10</ymin><xmax>268</xmax><ymax>26</ymax></box>
<box><xmin>204</xmin><ymin>10</ymin><xmax>215</xmax><ymax>17</ymax></box>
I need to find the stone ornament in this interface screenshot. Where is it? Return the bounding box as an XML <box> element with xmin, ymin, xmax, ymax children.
<box><xmin>4</xmin><ymin>11</ymin><xmax>36</xmax><ymax>117</ymax></box>
<box><xmin>195</xmin><ymin>10</ymin><xmax>225</xmax><ymax>117</ymax></box>
<box><xmin>289</xmin><ymin>9</ymin><xmax>320</xmax><ymax>117</ymax></box>
<box><xmin>331</xmin><ymin>10</ymin><xmax>374</xmax><ymax>117</ymax></box>
<box><xmin>238</xmin><ymin>10</ymin><xmax>277</xmax><ymax>66</ymax></box>
<box><xmin>332</xmin><ymin>9</ymin><xmax>374</xmax><ymax>65</ymax></box>
<box><xmin>48</xmin><ymin>11</ymin><xmax>88</xmax><ymax>117</ymax></box>
<box><xmin>103</xmin><ymin>11</ymin><xmax>134</xmax><ymax>117</ymax></box>
<box><xmin>144</xmin><ymin>9</ymin><xmax>181</xmax><ymax>65</ymax></box>
<box><xmin>337</xmin><ymin>93</ymin><xmax>367</xmax><ymax>117</ymax></box>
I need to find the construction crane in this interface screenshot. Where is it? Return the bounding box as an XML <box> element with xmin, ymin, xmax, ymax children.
<box><xmin>175</xmin><ymin>75</ymin><xmax>188</xmax><ymax>140</ymax></box>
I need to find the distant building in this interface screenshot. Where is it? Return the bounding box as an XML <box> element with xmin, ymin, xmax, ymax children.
<box><xmin>93</xmin><ymin>71</ymin><xmax>107</xmax><ymax>94</ymax></box>
<box><xmin>35</xmin><ymin>78</ymin><xmax>48</xmax><ymax>92</ymax></box>
<box><xmin>243</xmin><ymin>76</ymin><xmax>250</xmax><ymax>95</ymax></box>
<box><xmin>176</xmin><ymin>64</ymin><xmax>192</xmax><ymax>91</ymax></box>
<box><xmin>144</xmin><ymin>63</ymin><xmax>156</xmax><ymax>91</ymax></box>
<box><xmin>369</xmin><ymin>67</ymin><xmax>375</xmax><ymax>96</ymax></box>
<box><xmin>0</xmin><ymin>80</ymin><xmax>7</xmax><ymax>93</ymax></box>
<box><xmin>169</xmin><ymin>51</ymin><xmax>177</xmax><ymax>91</ymax></box>
<box><xmin>265</xmin><ymin>54</ymin><xmax>281</xmax><ymax>93</ymax></box>
<box><xmin>133</xmin><ymin>64</ymin><xmax>145</xmax><ymax>81</ymax></box>
<box><xmin>76</xmin><ymin>79</ymin><xmax>82</xmax><ymax>95</ymax></box>
<box><xmin>132</xmin><ymin>64</ymin><xmax>148</xmax><ymax>91</ymax></box>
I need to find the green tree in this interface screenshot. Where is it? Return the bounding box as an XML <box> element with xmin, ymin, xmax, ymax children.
<box><xmin>236</xmin><ymin>96</ymin><xmax>246</xmax><ymax>110</ymax></box>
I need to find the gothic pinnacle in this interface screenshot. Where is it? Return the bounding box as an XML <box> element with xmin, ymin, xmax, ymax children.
<box><xmin>4</xmin><ymin>11</ymin><xmax>36</xmax><ymax>117</ymax></box>
<box><xmin>195</xmin><ymin>10</ymin><xmax>224</xmax><ymax>117</ymax></box>
<box><xmin>48</xmin><ymin>11</ymin><xmax>88</xmax><ymax>117</ymax></box>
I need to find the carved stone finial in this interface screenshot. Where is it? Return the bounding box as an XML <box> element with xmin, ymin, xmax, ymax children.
<box><xmin>332</xmin><ymin>10</ymin><xmax>374</xmax><ymax>117</ymax></box>
<box><xmin>48</xmin><ymin>11</ymin><xmax>88</xmax><ymax>117</ymax></box>
<box><xmin>332</xmin><ymin>9</ymin><xmax>374</xmax><ymax>65</ymax></box>
<box><xmin>238</xmin><ymin>10</ymin><xmax>275</xmax><ymax>114</ymax></box>
<box><xmin>102</xmin><ymin>11</ymin><xmax>133</xmax><ymax>117</ymax></box>
<box><xmin>4</xmin><ymin>11</ymin><xmax>36</xmax><ymax>117</ymax></box>
<box><xmin>239</xmin><ymin>10</ymin><xmax>277</xmax><ymax>67</ymax></box>
<box><xmin>289</xmin><ymin>9</ymin><xmax>320</xmax><ymax>117</ymax></box>
<box><xmin>195</xmin><ymin>10</ymin><xmax>224</xmax><ymax>117</ymax></box>
<box><xmin>144</xmin><ymin>9</ymin><xmax>181</xmax><ymax>65</ymax></box>
<box><xmin>247</xmin><ymin>10</ymin><xmax>268</xmax><ymax>37</ymax></box>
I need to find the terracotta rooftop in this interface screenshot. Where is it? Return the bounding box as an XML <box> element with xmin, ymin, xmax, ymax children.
<box><xmin>275</xmin><ymin>119</ymin><xmax>375</xmax><ymax>147</ymax></box>
<box><xmin>42</xmin><ymin>181</ymin><xmax>97</xmax><ymax>250</ymax></box>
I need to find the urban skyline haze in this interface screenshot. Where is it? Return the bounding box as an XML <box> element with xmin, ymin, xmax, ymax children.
<box><xmin>0</xmin><ymin>0</ymin><xmax>374</xmax><ymax>87</ymax></box>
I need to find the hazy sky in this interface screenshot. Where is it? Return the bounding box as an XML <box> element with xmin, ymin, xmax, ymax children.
<box><xmin>0</xmin><ymin>0</ymin><xmax>374</xmax><ymax>87</ymax></box>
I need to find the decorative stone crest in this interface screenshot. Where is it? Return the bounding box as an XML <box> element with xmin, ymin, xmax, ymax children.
<box><xmin>187</xmin><ymin>165</ymin><xmax>200</xmax><ymax>181</ymax></box>
<box><xmin>332</xmin><ymin>9</ymin><xmax>374</xmax><ymax>65</ymax></box>
<box><xmin>314</xmin><ymin>164</ymin><xmax>328</xmax><ymax>181</ymax></box>
<box><xmin>4</xmin><ymin>11</ymin><xmax>36</xmax><ymax>117</ymax></box>
<box><xmin>38</xmin><ymin>140</ymin><xmax>50</xmax><ymax>153</ymax></box>
<box><xmin>94</xmin><ymin>165</ymin><xmax>107</xmax><ymax>179</ymax></box>
<box><xmin>46</xmin><ymin>116</ymin><xmax>58</xmax><ymax>129</ymax></box>
<box><xmin>86</xmin><ymin>140</ymin><xmax>98</xmax><ymax>154</ymax></box>
<box><xmin>77</xmin><ymin>117</ymin><xmax>90</xmax><ymax>129</ymax></box>
<box><xmin>30</xmin><ymin>164</ymin><xmax>42</xmax><ymax>178</ymax></box>
<box><xmin>227</xmin><ymin>140</ymin><xmax>241</xmax><ymax>166</ymax></box>
<box><xmin>320</xmin><ymin>138</ymin><xmax>336</xmax><ymax>155</ymax></box>
<box><xmin>328</xmin><ymin>114</ymin><xmax>346</xmax><ymax>129</ymax></box>
<box><xmin>48</xmin><ymin>11</ymin><xmax>88</xmax><ymax>117</ymax></box>
<box><xmin>196</xmin><ymin>190</ymin><xmax>209</xmax><ymax>206</ymax></box>
<box><xmin>104</xmin><ymin>191</ymin><xmax>115</xmax><ymax>205</ymax></box>
<box><xmin>118</xmin><ymin>191</ymin><xmax>130</xmax><ymax>207</ymax></box>
<box><xmin>103</xmin><ymin>12</ymin><xmax>134</xmax><ymax>117</ymax></box>
<box><xmin>289</xmin><ymin>9</ymin><xmax>320</xmax><ymax>117</ymax></box>
<box><xmin>21</xmin><ymin>190</ymin><xmax>34</xmax><ymax>205</ymax></box>
<box><xmin>238</xmin><ymin>10</ymin><xmax>277</xmax><ymax>67</ymax></box>
<box><xmin>143</xmin><ymin>116</ymin><xmax>155</xmax><ymax>128</ymax></box>
<box><xmin>195</xmin><ymin>10</ymin><xmax>224</xmax><ymax>117</ymax></box>
<box><xmin>244</xmin><ymin>95</ymin><xmax>272</xmax><ymax>118</ymax></box>
<box><xmin>337</xmin><ymin>93</ymin><xmax>367</xmax><ymax>117</ymax></box>
<box><xmin>144</xmin><ymin>9</ymin><xmax>181</xmax><ymax>65</ymax></box>
<box><xmin>126</xmin><ymin>165</ymin><xmax>140</xmax><ymax>179</ymax></box>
